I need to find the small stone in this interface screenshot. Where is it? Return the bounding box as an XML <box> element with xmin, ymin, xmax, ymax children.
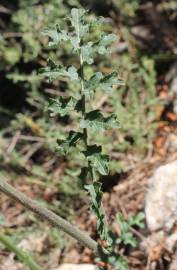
<box><xmin>145</xmin><ymin>161</ymin><xmax>177</xmax><ymax>231</ymax></box>
<box><xmin>166</xmin><ymin>232</ymin><xmax>177</xmax><ymax>253</ymax></box>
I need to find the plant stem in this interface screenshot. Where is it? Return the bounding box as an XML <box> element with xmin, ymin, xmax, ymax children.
<box><xmin>79</xmin><ymin>51</ymin><xmax>94</xmax><ymax>181</ymax></box>
<box><xmin>0</xmin><ymin>232</ymin><xmax>43</xmax><ymax>270</ymax></box>
<box><xmin>79</xmin><ymin>42</ymin><xmax>108</xmax><ymax>239</ymax></box>
<box><xmin>0</xmin><ymin>179</ymin><xmax>98</xmax><ymax>254</ymax></box>
<box><xmin>79</xmin><ymin>53</ymin><xmax>87</xmax><ymax>147</ymax></box>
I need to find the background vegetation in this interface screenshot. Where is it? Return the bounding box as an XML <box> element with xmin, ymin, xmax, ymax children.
<box><xmin>0</xmin><ymin>0</ymin><xmax>177</xmax><ymax>269</ymax></box>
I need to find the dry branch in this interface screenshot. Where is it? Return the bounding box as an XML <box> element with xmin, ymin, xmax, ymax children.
<box><xmin>0</xmin><ymin>179</ymin><xmax>98</xmax><ymax>253</ymax></box>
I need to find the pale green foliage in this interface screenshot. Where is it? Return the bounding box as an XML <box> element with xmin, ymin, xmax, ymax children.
<box><xmin>112</xmin><ymin>0</ymin><xmax>140</xmax><ymax>18</ymax></box>
<box><xmin>116</xmin><ymin>212</ymin><xmax>144</xmax><ymax>247</ymax></box>
<box><xmin>48</xmin><ymin>97</ymin><xmax>79</xmax><ymax>116</ymax></box>
<box><xmin>82</xmin><ymin>145</ymin><xmax>109</xmax><ymax>176</ymax></box>
<box><xmin>1</xmin><ymin>0</ymin><xmax>159</xmax><ymax>177</ymax></box>
<box><xmin>39</xmin><ymin>59</ymin><xmax>79</xmax><ymax>82</ymax></box>
<box><xmin>57</xmin><ymin>131</ymin><xmax>83</xmax><ymax>155</ymax></box>
<box><xmin>85</xmin><ymin>72</ymin><xmax>124</xmax><ymax>97</ymax></box>
<box><xmin>85</xmin><ymin>182</ymin><xmax>109</xmax><ymax>241</ymax></box>
<box><xmin>80</xmin><ymin>110</ymin><xmax>120</xmax><ymax>132</ymax></box>
<box><xmin>109</xmin><ymin>55</ymin><xmax>161</xmax><ymax>153</ymax></box>
<box><xmin>42</xmin><ymin>27</ymin><xmax>69</xmax><ymax>46</ymax></box>
<box><xmin>39</xmin><ymin>8</ymin><xmax>144</xmax><ymax>270</ymax></box>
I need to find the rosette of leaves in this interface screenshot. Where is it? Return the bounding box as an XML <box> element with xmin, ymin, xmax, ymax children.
<box><xmin>39</xmin><ymin>8</ymin><xmax>143</xmax><ymax>270</ymax></box>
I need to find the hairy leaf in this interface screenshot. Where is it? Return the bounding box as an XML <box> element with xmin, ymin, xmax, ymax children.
<box><xmin>83</xmin><ymin>145</ymin><xmax>109</xmax><ymax>175</ymax></box>
<box><xmin>42</xmin><ymin>26</ymin><xmax>69</xmax><ymax>46</ymax></box>
<box><xmin>70</xmin><ymin>36</ymin><xmax>80</xmax><ymax>49</ymax></box>
<box><xmin>70</xmin><ymin>8</ymin><xmax>89</xmax><ymax>47</ymax></box>
<box><xmin>99</xmin><ymin>72</ymin><xmax>124</xmax><ymax>92</ymax></box>
<box><xmin>81</xmin><ymin>42</ymin><xmax>94</xmax><ymax>64</ymax></box>
<box><xmin>57</xmin><ymin>131</ymin><xmax>84</xmax><ymax>155</ymax></box>
<box><xmin>84</xmin><ymin>72</ymin><xmax>103</xmax><ymax>96</ymax></box>
<box><xmin>39</xmin><ymin>59</ymin><xmax>79</xmax><ymax>82</ymax></box>
<box><xmin>128</xmin><ymin>212</ymin><xmax>145</xmax><ymax>228</ymax></box>
<box><xmin>120</xmin><ymin>232</ymin><xmax>137</xmax><ymax>247</ymax></box>
<box><xmin>48</xmin><ymin>96</ymin><xmax>77</xmax><ymax>117</ymax></box>
<box><xmin>85</xmin><ymin>72</ymin><xmax>124</xmax><ymax>97</ymax></box>
<box><xmin>89</xmin><ymin>16</ymin><xmax>104</xmax><ymax>29</ymax></box>
<box><xmin>85</xmin><ymin>182</ymin><xmax>109</xmax><ymax>240</ymax></box>
<box><xmin>116</xmin><ymin>213</ymin><xmax>138</xmax><ymax>248</ymax></box>
<box><xmin>80</xmin><ymin>110</ymin><xmax>120</xmax><ymax>131</ymax></box>
<box><xmin>93</xmin><ymin>154</ymin><xmax>109</xmax><ymax>175</ymax></box>
<box><xmin>93</xmin><ymin>33</ymin><xmax>117</xmax><ymax>54</ymax></box>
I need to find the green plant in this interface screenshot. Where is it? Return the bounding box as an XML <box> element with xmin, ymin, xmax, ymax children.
<box><xmin>0</xmin><ymin>233</ymin><xmax>42</xmax><ymax>270</ymax></box>
<box><xmin>111</xmin><ymin>0</ymin><xmax>140</xmax><ymax>19</ymax></box>
<box><xmin>39</xmin><ymin>8</ymin><xmax>144</xmax><ymax>269</ymax></box>
<box><xmin>0</xmin><ymin>0</ymin><xmax>160</xmax><ymax>195</ymax></box>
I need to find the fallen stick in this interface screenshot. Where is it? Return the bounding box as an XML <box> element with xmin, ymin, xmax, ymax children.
<box><xmin>0</xmin><ymin>179</ymin><xmax>98</xmax><ymax>253</ymax></box>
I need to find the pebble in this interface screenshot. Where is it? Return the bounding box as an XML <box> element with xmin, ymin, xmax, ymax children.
<box><xmin>145</xmin><ymin>161</ymin><xmax>177</xmax><ymax>231</ymax></box>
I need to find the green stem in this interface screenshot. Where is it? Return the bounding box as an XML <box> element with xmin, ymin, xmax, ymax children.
<box><xmin>80</xmin><ymin>54</ymin><xmax>109</xmax><ymax>241</ymax></box>
<box><xmin>78</xmin><ymin>24</ymin><xmax>108</xmax><ymax>244</ymax></box>
<box><xmin>0</xmin><ymin>233</ymin><xmax>43</xmax><ymax>270</ymax></box>
<box><xmin>79</xmin><ymin>54</ymin><xmax>87</xmax><ymax>146</ymax></box>
<box><xmin>79</xmin><ymin>50</ymin><xmax>94</xmax><ymax>181</ymax></box>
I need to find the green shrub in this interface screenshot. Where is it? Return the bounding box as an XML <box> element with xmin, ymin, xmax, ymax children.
<box><xmin>39</xmin><ymin>8</ymin><xmax>144</xmax><ymax>269</ymax></box>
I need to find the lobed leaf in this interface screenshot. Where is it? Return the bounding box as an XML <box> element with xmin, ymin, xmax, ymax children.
<box><xmin>80</xmin><ymin>34</ymin><xmax>117</xmax><ymax>64</ymax></box>
<box><xmin>116</xmin><ymin>213</ymin><xmax>138</xmax><ymax>248</ymax></box>
<box><xmin>93</xmin><ymin>33</ymin><xmax>117</xmax><ymax>54</ymax></box>
<box><xmin>39</xmin><ymin>59</ymin><xmax>79</xmax><ymax>82</ymax></box>
<box><xmin>70</xmin><ymin>36</ymin><xmax>80</xmax><ymax>50</ymax></box>
<box><xmin>57</xmin><ymin>131</ymin><xmax>84</xmax><ymax>155</ymax></box>
<box><xmin>120</xmin><ymin>232</ymin><xmax>137</xmax><ymax>247</ymax></box>
<box><xmin>42</xmin><ymin>26</ymin><xmax>69</xmax><ymax>46</ymax></box>
<box><xmin>84</xmin><ymin>72</ymin><xmax>124</xmax><ymax>97</ymax></box>
<box><xmin>70</xmin><ymin>8</ymin><xmax>89</xmax><ymax>46</ymax></box>
<box><xmin>128</xmin><ymin>212</ymin><xmax>145</xmax><ymax>228</ymax></box>
<box><xmin>89</xmin><ymin>16</ymin><xmax>104</xmax><ymax>29</ymax></box>
<box><xmin>83</xmin><ymin>144</ymin><xmax>109</xmax><ymax>175</ymax></box>
<box><xmin>80</xmin><ymin>110</ymin><xmax>120</xmax><ymax>132</ymax></box>
<box><xmin>99</xmin><ymin>72</ymin><xmax>124</xmax><ymax>92</ymax></box>
<box><xmin>85</xmin><ymin>182</ymin><xmax>109</xmax><ymax>240</ymax></box>
<box><xmin>81</xmin><ymin>42</ymin><xmax>94</xmax><ymax>64</ymax></box>
<box><xmin>84</xmin><ymin>72</ymin><xmax>103</xmax><ymax>96</ymax></box>
<box><xmin>48</xmin><ymin>96</ymin><xmax>77</xmax><ymax>117</ymax></box>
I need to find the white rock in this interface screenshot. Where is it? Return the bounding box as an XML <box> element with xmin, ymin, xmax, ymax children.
<box><xmin>166</xmin><ymin>232</ymin><xmax>177</xmax><ymax>253</ymax></box>
<box><xmin>166</xmin><ymin>61</ymin><xmax>177</xmax><ymax>113</ymax></box>
<box><xmin>169</xmin><ymin>249</ymin><xmax>177</xmax><ymax>270</ymax></box>
<box><xmin>170</xmin><ymin>77</ymin><xmax>177</xmax><ymax>114</ymax></box>
<box><xmin>170</xmin><ymin>77</ymin><xmax>177</xmax><ymax>96</ymax></box>
<box><xmin>52</xmin><ymin>264</ymin><xmax>96</xmax><ymax>270</ymax></box>
<box><xmin>145</xmin><ymin>161</ymin><xmax>177</xmax><ymax>231</ymax></box>
<box><xmin>166</xmin><ymin>61</ymin><xmax>177</xmax><ymax>82</ymax></box>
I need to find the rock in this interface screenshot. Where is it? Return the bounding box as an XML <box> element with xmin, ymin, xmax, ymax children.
<box><xmin>169</xmin><ymin>250</ymin><xmax>177</xmax><ymax>270</ymax></box>
<box><xmin>0</xmin><ymin>253</ymin><xmax>28</xmax><ymax>270</ymax></box>
<box><xmin>165</xmin><ymin>61</ymin><xmax>177</xmax><ymax>113</ymax></box>
<box><xmin>166</xmin><ymin>61</ymin><xmax>177</xmax><ymax>83</ymax></box>
<box><xmin>170</xmin><ymin>77</ymin><xmax>177</xmax><ymax>113</ymax></box>
<box><xmin>18</xmin><ymin>233</ymin><xmax>50</xmax><ymax>253</ymax></box>
<box><xmin>166</xmin><ymin>232</ymin><xmax>177</xmax><ymax>253</ymax></box>
<box><xmin>145</xmin><ymin>161</ymin><xmax>177</xmax><ymax>232</ymax></box>
<box><xmin>131</xmin><ymin>25</ymin><xmax>152</xmax><ymax>40</ymax></box>
<box><xmin>52</xmin><ymin>264</ymin><xmax>96</xmax><ymax>270</ymax></box>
